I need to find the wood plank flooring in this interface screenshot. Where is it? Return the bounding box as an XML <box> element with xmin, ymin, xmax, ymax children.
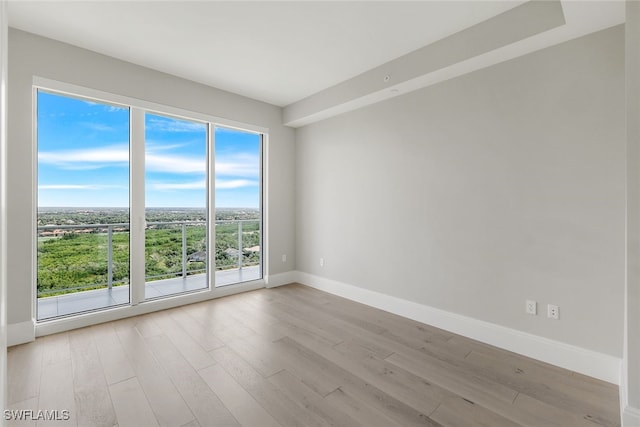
<box><xmin>7</xmin><ymin>283</ymin><xmax>621</xmax><ymax>427</ymax></box>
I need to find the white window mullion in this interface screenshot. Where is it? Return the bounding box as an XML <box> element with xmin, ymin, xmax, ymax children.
<box><xmin>208</xmin><ymin>123</ymin><xmax>216</xmax><ymax>289</ymax></box>
<box><xmin>130</xmin><ymin>107</ymin><xmax>145</xmax><ymax>304</ymax></box>
<box><xmin>259</xmin><ymin>134</ymin><xmax>265</xmax><ymax>279</ymax></box>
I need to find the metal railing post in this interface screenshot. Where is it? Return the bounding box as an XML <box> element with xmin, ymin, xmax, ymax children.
<box><xmin>107</xmin><ymin>225</ymin><xmax>113</xmax><ymax>290</ymax></box>
<box><xmin>237</xmin><ymin>220</ymin><xmax>243</xmax><ymax>271</ymax></box>
<box><xmin>182</xmin><ymin>223</ymin><xmax>187</xmax><ymax>279</ymax></box>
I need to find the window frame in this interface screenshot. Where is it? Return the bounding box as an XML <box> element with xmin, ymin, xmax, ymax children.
<box><xmin>32</xmin><ymin>77</ymin><xmax>267</xmax><ymax>330</ymax></box>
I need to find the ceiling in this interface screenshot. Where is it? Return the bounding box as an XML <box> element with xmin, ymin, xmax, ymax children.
<box><xmin>8</xmin><ymin>1</ymin><xmax>531</xmax><ymax>106</ymax></box>
<box><xmin>8</xmin><ymin>1</ymin><xmax>626</xmax><ymax>118</ymax></box>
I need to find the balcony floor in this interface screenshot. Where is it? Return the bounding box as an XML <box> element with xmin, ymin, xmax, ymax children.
<box><xmin>37</xmin><ymin>266</ymin><xmax>261</xmax><ymax>320</ymax></box>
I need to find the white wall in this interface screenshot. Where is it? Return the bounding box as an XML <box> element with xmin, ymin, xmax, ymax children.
<box><xmin>296</xmin><ymin>26</ymin><xmax>625</xmax><ymax>358</ymax></box>
<box><xmin>6</xmin><ymin>29</ymin><xmax>295</xmax><ymax>331</ymax></box>
<box><xmin>0</xmin><ymin>1</ymin><xmax>7</xmax><ymax>422</ymax></box>
<box><xmin>624</xmin><ymin>0</ymin><xmax>640</xmax><ymax>423</ymax></box>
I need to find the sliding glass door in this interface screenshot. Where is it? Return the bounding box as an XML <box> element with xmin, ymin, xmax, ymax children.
<box><xmin>35</xmin><ymin>86</ymin><xmax>264</xmax><ymax>321</ymax></box>
<box><xmin>214</xmin><ymin>127</ymin><xmax>262</xmax><ymax>286</ymax></box>
<box><xmin>144</xmin><ymin>113</ymin><xmax>209</xmax><ymax>298</ymax></box>
<box><xmin>36</xmin><ymin>90</ymin><xmax>131</xmax><ymax>320</ymax></box>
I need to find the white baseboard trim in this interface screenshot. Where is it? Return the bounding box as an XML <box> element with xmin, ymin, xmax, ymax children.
<box><xmin>7</xmin><ymin>319</ymin><xmax>35</xmax><ymax>346</ymax></box>
<box><xmin>623</xmin><ymin>405</ymin><xmax>640</xmax><ymax>426</ymax></box>
<box><xmin>264</xmin><ymin>271</ymin><xmax>297</xmax><ymax>288</ymax></box>
<box><xmin>296</xmin><ymin>271</ymin><xmax>621</xmax><ymax>385</ymax></box>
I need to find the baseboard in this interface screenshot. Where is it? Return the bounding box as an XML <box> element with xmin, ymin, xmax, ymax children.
<box><xmin>264</xmin><ymin>271</ymin><xmax>297</xmax><ymax>288</ymax></box>
<box><xmin>623</xmin><ymin>405</ymin><xmax>640</xmax><ymax>426</ymax></box>
<box><xmin>295</xmin><ymin>271</ymin><xmax>621</xmax><ymax>385</ymax></box>
<box><xmin>621</xmin><ymin>357</ymin><xmax>628</xmax><ymax>422</ymax></box>
<box><xmin>7</xmin><ymin>319</ymin><xmax>35</xmax><ymax>346</ymax></box>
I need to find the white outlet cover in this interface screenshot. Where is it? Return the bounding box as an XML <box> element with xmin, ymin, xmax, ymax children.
<box><xmin>526</xmin><ymin>300</ymin><xmax>537</xmax><ymax>315</ymax></box>
<box><xmin>547</xmin><ymin>304</ymin><xmax>559</xmax><ymax>319</ymax></box>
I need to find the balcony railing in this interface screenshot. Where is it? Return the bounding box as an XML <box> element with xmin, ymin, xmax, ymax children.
<box><xmin>37</xmin><ymin>219</ymin><xmax>261</xmax><ymax>298</ymax></box>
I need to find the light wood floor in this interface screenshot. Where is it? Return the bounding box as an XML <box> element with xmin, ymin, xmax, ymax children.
<box><xmin>7</xmin><ymin>283</ymin><xmax>620</xmax><ymax>427</ymax></box>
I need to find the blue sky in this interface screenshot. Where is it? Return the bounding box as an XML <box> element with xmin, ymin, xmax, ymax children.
<box><xmin>37</xmin><ymin>91</ymin><xmax>260</xmax><ymax>208</ymax></box>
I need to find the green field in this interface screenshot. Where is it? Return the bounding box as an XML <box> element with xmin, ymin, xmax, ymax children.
<box><xmin>37</xmin><ymin>215</ymin><xmax>260</xmax><ymax>297</ymax></box>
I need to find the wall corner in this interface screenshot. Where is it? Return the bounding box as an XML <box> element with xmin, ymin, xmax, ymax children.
<box><xmin>7</xmin><ymin>320</ymin><xmax>35</xmax><ymax>347</ymax></box>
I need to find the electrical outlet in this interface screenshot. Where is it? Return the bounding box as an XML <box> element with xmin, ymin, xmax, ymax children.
<box><xmin>282</xmin><ymin>254</ymin><xmax>287</xmax><ymax>263</ymax></box>
<box><xmin>320</xmin><ymin>257</ymin><xmax>324</xmax><ymax>267</ymax></box>
<box><xmin>547</xmin><ymin>304</ymin><xmax>559</xmax><ymax>319</ymax></box>
<box><xmin>526</xmin><ymin>300</ymin><xmax>537</xmax><ymax>315</ymax></box>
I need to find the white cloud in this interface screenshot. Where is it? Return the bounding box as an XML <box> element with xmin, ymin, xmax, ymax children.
<box><xmin>215</xmin><ymin>153</ymin><xmax>260</xmax><ymax>178</ymax></box>
<box><xmin>146</xmin><ymin>153</ymin><xmax>205</xmax><ymax>174</ymax></box>
<box><xmin>150</xmin><ymin>180</ymin><xmax>206</xmax><ymax>191</ymax></box>
<box><xmin>82</xmin><ymin>122</ymin><xmax>114</xmax><ymax>132</ymax></box>
<box><xmin>39</xmin><ymin>144</ymin><xmax>260</xmax><ymax>178</ymax></box>
<box><xmin>147</xmin><ymin>117</ymin><xmax>205</xmax><ymax>133</ymax></box>
<box><xmin>149</xmin><ymin>179</ymin><xmax>257</xmax><ymax>191</ymax></box>
<box><xmin>145</xmin><ymin>141</ymin><xmax>187</xmax><ymax>151</ymax></box>
<box><xmin>39</xmin><ymin>144</ymin><xmax>204</xmax><ymax>174</ymax></box>
<box><xmin>38</xmin><ymin>184</ymin><xmax>121</xmax><ymax>190</ymax></box>
<box><xmin>216</xmin><ymin>179</ymin><xmax>258</xmax><ymax>189</ymax></box>
<box><xmin>79</xmin><ymin>99</ymin><xmax>125</xmax><ymax>113</ymax></box>
<box><xmin>38</xmin><ymin>145</ymin><xmax>129</xmax><ymax>170</ymax></box>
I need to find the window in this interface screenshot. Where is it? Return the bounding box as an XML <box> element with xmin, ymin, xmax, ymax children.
<box><xmin>144</xmin><ymin>113</ymin><xmax>209</xmax><ymax>298</ymax></box>
<box><xmin>35</xmin><ymin>83</ymin><xmax>264</xmax><ymax>321</ymax></box>
<box><xmin>37</xmin><ymin>90</ymin><xmax>131</xmax><ymax>319</ymax></box>
<box><xmin>214</xmin><ymin>126</ymin><xmax>262</xmax><ymax>286</ymax></box>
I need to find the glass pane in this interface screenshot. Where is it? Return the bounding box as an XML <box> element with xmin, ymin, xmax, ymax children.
<box><xmin>36</xmin><ymin>90</ymin><xmax>130</xmax><ymax>320</ymax></box>
<box><xmin>214</xmin><ymin>127</ymin><xmax>262</xmax><ymax>286</ymax></box>
<box><xmin>144</xmin><ymin>113</ymin><xmax>208</xmax><ymax>298</ymax></box>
